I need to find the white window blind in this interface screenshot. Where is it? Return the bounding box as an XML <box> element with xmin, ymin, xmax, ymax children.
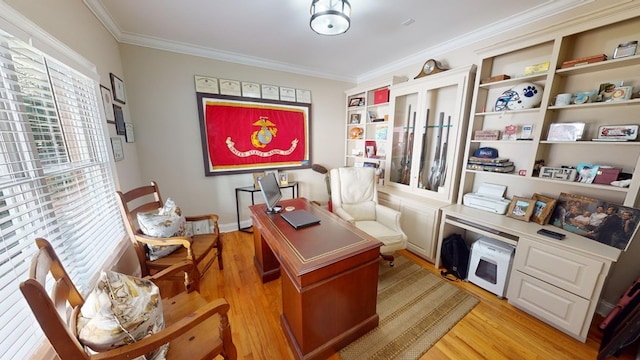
<box><xmin>0</xmin><ymin>29</ymin><xmax>125</xmax><ymax>358</ymax></box>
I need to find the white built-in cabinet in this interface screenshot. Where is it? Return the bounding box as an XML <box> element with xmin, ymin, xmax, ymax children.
<box><xmin>438</xmin><ymin>14</ymin><xmax>640</xmax><ymax>342</ymax></box>
<box><xmin>376</xmin><ymin>65</ymin><xmax>476</xmax><ymax>261</ymax></box>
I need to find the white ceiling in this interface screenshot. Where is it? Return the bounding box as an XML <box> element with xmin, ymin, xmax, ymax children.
<box><xmin>84</xmin><ymin>0</ymin><xmax>589</xmax><ymax>83</ymax></box>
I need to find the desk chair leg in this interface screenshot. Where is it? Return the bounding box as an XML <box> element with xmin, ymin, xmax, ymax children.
<box><xmin>380</xmin><ymin>253</ymin><xmax>394</xmax><ymax>267</ymax></box>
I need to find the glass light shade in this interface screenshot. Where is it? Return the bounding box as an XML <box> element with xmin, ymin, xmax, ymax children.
<box><xmin>310</xmin><ymin>0</ymin><xmax>351</xmax><ymax>35</ymax></box>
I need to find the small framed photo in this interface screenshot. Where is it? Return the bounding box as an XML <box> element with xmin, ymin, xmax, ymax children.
<box><xmin>124</xmin><ymin>123</ymin><xmax>135</xmax><ymax>143</ymax></box>
<box><xmin>349</xmin><ymin>113</ymin><xmax>361</xmax><ymax>124</ymax></box>
<box><xmin>507</xmin><ymin>196</ymin><xmax>536</xmax><ymax>222</ymax></box>
<box><xmin>547</xmin><ymin>122</ymin><xmax>585</xmax><ymax>141</ymax></box>
<box><xmin>530</xmin><ymin>193</ymin><xmax>557</xmax><ymax>225</ymax></box>
<box><xmin>100</xmin><ymin>85</ymin><xmax>115</xmax><ymax>123</ymax></box>
<box><xmin>110</xmin><ymin>137</ymin><xmax>124</xmax><ymax>161</ymax></box>
<box><xmin>349</xmin><ymin>97</ymin><xmax>364</xmax><ymax>107</ymax></box>
<box><xmin>613</xmin><ymin>41</ymin><xmax>638</xmax><ymax>59</ymax></box>
<box><xmin>611</xmin><ymin>86</ymin><xmax>633</xmax><ymax>101</ymax></box>
<box><xmin>279</xmin><ymin>173</ymin><xmax>289</xmax><ymax>186</ymax></box>
<box><xmin>113</xmin><ymin>104</ymin><xmax>125</xmax><ymax>135</ymax></box>
<box><xmin>110</xmin><ymin>73</ymin><xmax>126</xmax><ymax>104</ymax></box>
<box><xmin>252</xmin><ymin>172</ymin><xmax>265</xmax><ymax>189</ymax></box>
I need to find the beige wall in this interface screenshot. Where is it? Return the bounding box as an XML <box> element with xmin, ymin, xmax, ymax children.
<box><xmin>5</xmin><ymin>0</ymin><xmax>640</xmax><ymax>308</ymax></box>
<box><xmin>117</xmin><ymin>44</ymin><xmax>351</xmax><ymax>229</ymax></box>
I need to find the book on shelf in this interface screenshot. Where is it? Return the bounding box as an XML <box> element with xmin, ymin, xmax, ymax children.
<box><xmin>466</xmin><ymin>163</ymin><xmax>515</xmax><ymax>173</ymax></box>
<box><xmin>467</xmin><ymin>159</ymin><xmax>514</xmax><ymax>167</ymax></box>
<box><xmin>468</xmin><ymin>156</ymin><xmax>511</xmax><ymax>164</ymax></box>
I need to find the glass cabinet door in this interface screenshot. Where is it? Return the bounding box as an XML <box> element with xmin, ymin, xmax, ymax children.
<box><xmin>389</xmin><ymin>91</ymin><xmax>419</xmax><ymax>187</ymax></box>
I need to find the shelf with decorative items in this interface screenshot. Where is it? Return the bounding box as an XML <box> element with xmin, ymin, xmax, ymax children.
<box><xmin>442</xmin><ymin>12</ymin><xmax>640</xmax><ymax>343</ymax></box>
<box><xmin>344</xmin><ymin>76</ymin><xmax>407</xmax><ymax>169</ymax></box>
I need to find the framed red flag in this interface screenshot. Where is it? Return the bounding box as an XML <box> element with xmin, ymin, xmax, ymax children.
<box><xmin>196</xmin><ymin>93</ymin><xmax>312</xmax><ymax>176</ymax></box>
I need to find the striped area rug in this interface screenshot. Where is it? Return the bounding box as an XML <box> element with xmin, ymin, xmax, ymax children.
<box><xmin>340</xmin><ymin>255</ymin><xmax>479</xmax><ymax>360</ymax></box>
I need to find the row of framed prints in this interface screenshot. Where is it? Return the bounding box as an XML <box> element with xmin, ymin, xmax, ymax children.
<box><xmin>194</xmin><ymin>75</ymin><xmax>311</xmax><ymax>103</ymax></box>
<box><xmin>506</xmin><ymin>192</ymin><xmax>640</xmax><ymax>250</ymax></box>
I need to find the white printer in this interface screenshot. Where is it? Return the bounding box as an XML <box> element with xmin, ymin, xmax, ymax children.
<box><xmin>463</xmin><ymin>183</ymin><xmax>511</xmax><ymax>214</ymax></box>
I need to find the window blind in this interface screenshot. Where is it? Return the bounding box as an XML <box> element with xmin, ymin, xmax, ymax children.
<box><xmin>0</xmin><ymin>29</ymin><xmax>125</xmax><ymax>358</ymax></box>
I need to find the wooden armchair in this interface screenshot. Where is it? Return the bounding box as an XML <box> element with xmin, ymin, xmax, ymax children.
<box><xmin>116</xmin><ymin>181</ymin><xmax>222</xmax><ymax>292</ymax></box>
<box><xmin>19</xmin><ymin>238</ymin><xmax>237</xmax><ymax>360</ymax></box>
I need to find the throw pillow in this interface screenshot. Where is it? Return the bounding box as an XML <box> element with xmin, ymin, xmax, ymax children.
<box><xmin>137</xmin><ymin>198</ymin><xmax>190</xmax><ymax>261</ymax></box>
<box><xmin>77</xmin><ymin>271</ymin><xmax>169</xmax><ymax>359</ymax></box>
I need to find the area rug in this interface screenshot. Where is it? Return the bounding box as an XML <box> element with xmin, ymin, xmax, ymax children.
<box><xmin>339</xmin><ymin>255</ymin><xmax>479</xmax><ymax>360</ymax></box>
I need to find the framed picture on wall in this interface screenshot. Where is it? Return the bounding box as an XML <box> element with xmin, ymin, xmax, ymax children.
<box><xmin>113</xmin><ymin>104</ymin><xmax>125</xmax><ymax>135</ymax></box>
<box><xmin>110</xmin><ymin>73</ymin><xmax>126</xmax><ymax>104</ymax></box>
<box><xmin>100</xmin><ymin>85</ymin><xmax>115</xmax><ymax>123</ymax></box>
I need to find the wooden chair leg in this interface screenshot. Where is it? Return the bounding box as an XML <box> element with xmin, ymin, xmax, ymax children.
<box><xmin>380</xmin><ymin>253</ymin><xmax>394</xmax><ymax>267</ymax></box>
<box><xmin>217</xmin><ymin>234</ymin><xmax>224</xmax><ymax>270</ymax></box>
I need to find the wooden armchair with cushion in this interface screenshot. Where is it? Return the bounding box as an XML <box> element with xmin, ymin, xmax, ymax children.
<box><xmin>116</xmin><ymin>181</ymin><xmax>222</xmax><ymax>292</ymax></box>
<box><xmin>20</xmin><ymin>238</ymin><xmax>237</xmax><ymax>360</ymax></box>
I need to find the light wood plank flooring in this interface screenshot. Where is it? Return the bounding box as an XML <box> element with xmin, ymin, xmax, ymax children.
<box><xmin>169</xmin><ymin>231</ymin><xmax>637</xmax><ymax>359</ymax></box>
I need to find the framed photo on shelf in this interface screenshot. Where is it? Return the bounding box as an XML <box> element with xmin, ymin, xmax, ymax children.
<box><xmin>349</xmin><ymin>113</ymin><xmax>361</xmax><ymax>124</ymax></box>
<box><xmin>547</xmin><ymin>122</ymin><xmax>585</xmax><ymax>141</ymax></box>
<box><xmin>110</xmin><ymin>73</ymin><xmax>126</xmax><ymax>104</ymax></box>
<box><xmin>530</xmin><ymin>193</ymin><xmax>557</xmax><ymax>225</ymax></box>
<box><xmin>252</xmin><ymin>172</ymin><xmax>265</xmax><ymax>189</ymax></box>
<box><xmin>349</xmin><ymin>97</ymin><xmax>363</xmax><ymax>107</ymax></box>
<box><xmin>279</xmin><ymin>173</ymin><xmax>288</xmax><ymax>185</ymax></box>
<box><xmin>507</xmin><ymin>196</ymin><xmax>536</xmax><ymax>222</ymax></box>
<box><xmin>611</xmin><ymin>86</ymin><xmax>633</xmax><ymax>101</ymax></box>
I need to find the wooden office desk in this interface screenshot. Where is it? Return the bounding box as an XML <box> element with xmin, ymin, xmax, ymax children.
<box><xmin>250</xmin><ymin>198</ymin><xmax>382</xmax><ymax>360</ymax></box>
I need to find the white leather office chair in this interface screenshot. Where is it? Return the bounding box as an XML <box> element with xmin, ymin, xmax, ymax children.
<box><xmin>330</xmin><ymin>167</ymin><xmax>407</xmax><ymax>266</ymax></box>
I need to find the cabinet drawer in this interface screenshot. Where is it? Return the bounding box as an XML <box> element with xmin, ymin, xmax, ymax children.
<box><xmin>507</xmin><ymin>271</ymin><xmax>590</xmax><ymax>340</ymax></box>
<box><xmin>513</xmin><ymin>237</ymin><xmax>604</xmax><ymax>299</ymax></box>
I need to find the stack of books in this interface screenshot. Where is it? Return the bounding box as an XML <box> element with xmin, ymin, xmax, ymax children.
<box><xmin>466</xmin><ymin>157</ymin><xmax>515</xmax><ymax>173</ymax></box>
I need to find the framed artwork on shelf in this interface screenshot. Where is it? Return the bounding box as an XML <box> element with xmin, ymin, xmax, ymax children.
<box><xmin>110</xmin><ymin>73</ymin><xmax>126</xmax><ymax>104</ymax></box>
<box><xmin>547</xmin><ymin>122</ymin><xmax>585</xmax><ymax>141</ymax></box>
<box><xmin>530</xmin><ymin>193</ymin><xmax>557</xmax><ymax>225</ymax></box>
<box><xmin>506</xmin><ymin>196</ymin><xmax>536</xmax><ymax>222</ymax></box>
<box><xmin>196</xmin><ymin>93</ymin><xmax>311</xmax><ymax>175</ymax></box>
<box><xmin>611</xmin><ymin>86</ymin><xmax>633</xmax><ymax>101</ymax></box>
<box><xmin>349</xmin><ymin>113</ymin><xmax>361</xmax><ymax>124</ymax></box>
<box><xmin>100</xmin><ymin>85</ymin><xmax>115</xmax><ymax>123</ymax></box>
<box><xmin>549</xmin><ymin>192</ymin><xmax>640</xmax><ymax>250</ymax></box>
<box><xmin>349</xmin><ymin>97</ymin><xmax>363</xmax><ymax>107</ymax></box>
<box><xmin>279</xmin><ymin>173</ymin><xmax>288</xmax><ymax>185</ymax></box>
<box><xmin>576</xmin><ymin>163</ymin><xmax>599</xmax><ymax>183</ymax></box>
<box><xmin>252</xmin><ymin>172</ymin><xmax>265</xmax><ymax>189</ymax></box>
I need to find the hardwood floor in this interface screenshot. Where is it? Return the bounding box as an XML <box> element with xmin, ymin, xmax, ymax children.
<box><xmin>171</xmin><ymin>230</ymin><xmax>637</xmax><ymax>359</ymax></box>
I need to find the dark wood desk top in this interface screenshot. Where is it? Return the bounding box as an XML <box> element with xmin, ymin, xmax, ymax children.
<box><xmin>250</xmin><ymin>198</ymin><xmax>382</xmax><ymax>285</ymax></box>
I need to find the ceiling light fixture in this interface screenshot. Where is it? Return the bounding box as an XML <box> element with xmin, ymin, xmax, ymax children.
<box><xmin>310</xmin><ymin>0</ymin><xmax>351</xmax><ymax>36</ymax></box>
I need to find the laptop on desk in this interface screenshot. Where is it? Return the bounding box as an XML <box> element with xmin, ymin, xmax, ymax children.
<box><xmin>281</xmin><ymin>210</ymin><xmax>321</xmax><ymax>229</ymax></box>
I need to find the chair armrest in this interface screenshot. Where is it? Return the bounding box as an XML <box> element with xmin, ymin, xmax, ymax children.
<box><xmin>134</xmin><ymin>232</ymin><xmax>193</xmax><ymax>249</ymax></box>
<box><xmin>145</xmin><ymin>260</ymin><xmax>192</xmax><ymax>282</ymax></box>
<box><xmin>185</xmin><ymin>214</ymin><xmax>219</xmax><ymax>223</ymax></box>
<box><xmin>375</xmin><ymin>204</ymin><xmax>403</xmax><ymax>232</ymax></box>
<box><xmin>91</xmin><ymin>298</ymin><xmax>231</xmax><ymax>360</ymax></box>
<box><xmin>333</xmin><ymin>207</ymin><xmax>356</xmax><ymax>224</ymax></box>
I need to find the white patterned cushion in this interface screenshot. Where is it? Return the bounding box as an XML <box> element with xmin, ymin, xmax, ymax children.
<box><xmin>137</xmin><ymin>198</ymin><xmax>189</xmax><ymax>261</ymax></box>
<box><xmin>77</xmin><ymin>271</ymin><xmax>168</xmax><ymax>359</ymax></box>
